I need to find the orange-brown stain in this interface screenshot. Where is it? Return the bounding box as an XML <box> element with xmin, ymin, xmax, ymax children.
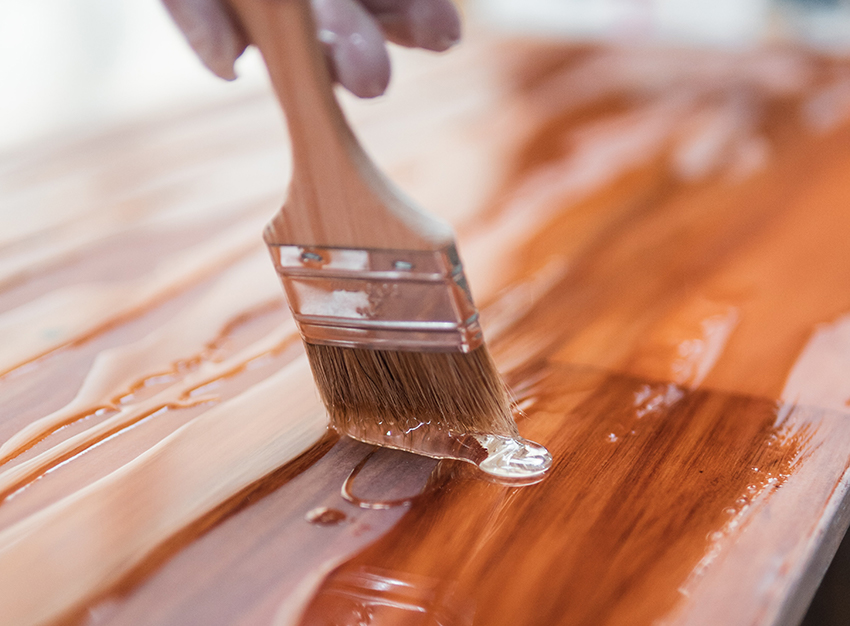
<box><xmin>3</xmin><ymin>39</ymin><xmax>850</xmax><ymax>626</ymax></box>
<box><xmin>298</xmin><ymin>365</ymin><xmax>808</xmax><ymax>626</ymax></box>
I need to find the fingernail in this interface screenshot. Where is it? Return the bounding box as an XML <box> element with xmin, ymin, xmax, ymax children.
<box><xmin>411</xmin><ymin>22</ymin><xmax>461</xmax><ymax>52</ymax></box>
<box><xmin>356</xmin><ymin>77</ymin><xmax>386</xmax><ymax>98</ymax></box>
<box><xmin>204</xmin><ymin>51</ymin><xmax>238</xmax><ymax>81</ymax></box>
<box><xmin>369</xmin><ymin>79</ymin><xmax>386</xmax><ymax>97</ymax></box>
<box><xmin>437</xmin><ymin>33</ymin><xmax>460</xmax><ymax>50</ymax></box>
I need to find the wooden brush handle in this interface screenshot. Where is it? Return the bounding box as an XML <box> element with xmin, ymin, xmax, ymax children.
<box><xmin>227</xmin><ymin>0</ymin><xmax>455</xmax><ymax>250</ymax></box>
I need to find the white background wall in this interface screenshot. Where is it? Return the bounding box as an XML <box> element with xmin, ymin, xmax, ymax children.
<box><xmin>3</xmin><ymin>0</ymin><xmax>850</xmax><ymax>156</ymax></box>
<box><xmin>0</xmin><ymin>0</ymin><xmax>268</xmax><ymax>154</ymax></box>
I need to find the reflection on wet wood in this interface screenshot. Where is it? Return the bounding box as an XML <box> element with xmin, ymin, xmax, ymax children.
<box><xmin>300</xmin><ymin>367</ymin><xmax>809</xmax><ymax>625</ymax></box>
<box><xmin>2</xmin><ymin>34</ymin><xmax>850</xmax><ymax>626</ymax></box>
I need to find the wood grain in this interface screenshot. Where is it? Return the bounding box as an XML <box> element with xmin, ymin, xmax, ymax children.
<box><xmin>2</xmin><ymin>33</ymin><xmax>850</xmax><ymax>626</ymax></box>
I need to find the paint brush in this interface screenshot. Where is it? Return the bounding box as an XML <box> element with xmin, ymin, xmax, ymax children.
<box><xmin>227</xmin><ymin>0</ymin><xmax>550</xmax><ymax>479</ymax></box>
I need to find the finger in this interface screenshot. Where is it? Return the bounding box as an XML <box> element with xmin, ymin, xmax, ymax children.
<box><xmin>357</xmin><ymin>0</ymin><xmax>461</xmax><ymax>52</ymax></box>
<box><xmin>162</xmin><ymin>0</ymin><xmax>247</xmax><ymax>80</ymax></box>
<box><xmin>312</xmin><ymin>0</ymin><xmax>391</xmax><ymax>98</ymax></box>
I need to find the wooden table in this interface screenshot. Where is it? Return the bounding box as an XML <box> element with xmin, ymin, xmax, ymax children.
<box><xmin>3</xmin><ymin>34</ymin><xmax>850</xmax><ymax>626</ymax></box>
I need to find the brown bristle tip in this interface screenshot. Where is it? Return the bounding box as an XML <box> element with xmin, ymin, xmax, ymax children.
<box><xmin>304</xmin><ymin>343</ymin><xmax>519</xmax><ymax>437</ymax></box>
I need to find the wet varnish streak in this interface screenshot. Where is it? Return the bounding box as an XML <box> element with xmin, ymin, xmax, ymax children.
<box><xmin>298</xmin><ymin>44</ymin><xmax>850</xmax><ymax>625</ymax></box>
<box><xmin>2</xmin><ymin>39</ymin><xmax>850</xmax><ymax>626</ymax></box>
<box><xmin>301</xmin><ymin>367</ymin><xmax>807</xmax><ymax>625</ymax></box>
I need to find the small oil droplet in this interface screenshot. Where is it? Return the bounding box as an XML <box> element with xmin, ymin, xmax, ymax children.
<box><xmin>475</xmin><ymin>435</ymin><xmax>552</xmax><ymax>480</ymax></box>
<box><xmin>305</xmin><ymin>507</ymin><xmax>347</xmax><ymax>525</ymax></box>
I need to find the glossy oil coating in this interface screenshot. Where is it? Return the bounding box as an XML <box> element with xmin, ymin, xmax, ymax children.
<box><xmin>2</xmin><ymin>34</ymin><xmax>850</xmax><ymax>626</ymax></box>
<box><xmin>299</xmin><ymin>365</ymin><xmax>807</xmax><ymax>625</ymax></box>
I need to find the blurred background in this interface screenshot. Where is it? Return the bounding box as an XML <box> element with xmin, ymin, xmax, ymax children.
<box><xmin>4</xmin><ymin>0</ymin><xmax>850</xmax><ymax>154</ymax></box>
<box><xmin>0</xmin><ymin>0</ymin><xmax>265</xmax><ymax>153</ymax></box>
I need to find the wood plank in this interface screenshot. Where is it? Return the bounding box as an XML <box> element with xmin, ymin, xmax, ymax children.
<box><xmin>1</xmin><ymin>34</ymin><xmax>850</xmax><ymax>625</ymax></box>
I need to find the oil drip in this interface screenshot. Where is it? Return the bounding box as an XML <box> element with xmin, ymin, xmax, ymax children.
<box><xmin>334</xmin><ymin>421</ymin><xmax>552</xmax><ymax>483</ymax></box>
<box><xmin>305</xmin><ymin>507</ymin><xmax>347</xmax><ymax>525</ymax></box>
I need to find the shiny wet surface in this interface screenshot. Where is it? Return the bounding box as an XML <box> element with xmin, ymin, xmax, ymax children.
<box><xmin>2</xmin><ymin>36</ymin><xmax>850</xmax><ymax>626</ymax></box>
<box><xmin>299</xmin><ymin>365</ymin><xmax>807</xmax><ymax>626</ymax></box>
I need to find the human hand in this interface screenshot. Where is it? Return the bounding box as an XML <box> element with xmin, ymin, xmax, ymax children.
<box><xmin>162</xmin><ymin>0</ymin><xmax>461</xmax><ymax>98</ymax></box>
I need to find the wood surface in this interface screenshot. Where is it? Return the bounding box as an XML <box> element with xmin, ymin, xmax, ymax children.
<box><xmin>3</xmin><ymin>33</ymin><xmax>850</xmax><ymax>626</ymax></box>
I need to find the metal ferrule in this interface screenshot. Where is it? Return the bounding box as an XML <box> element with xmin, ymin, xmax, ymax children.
<box><xmin>267</xmin><ymin>244</ymin><xmax>484</xmax><ymax>352</ymax></box>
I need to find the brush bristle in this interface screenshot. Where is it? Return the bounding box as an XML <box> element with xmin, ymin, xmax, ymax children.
<box><xmin>304</xmin><ymin>343</ymin><xmax>518</xmax><ymax>437</ymax></box>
